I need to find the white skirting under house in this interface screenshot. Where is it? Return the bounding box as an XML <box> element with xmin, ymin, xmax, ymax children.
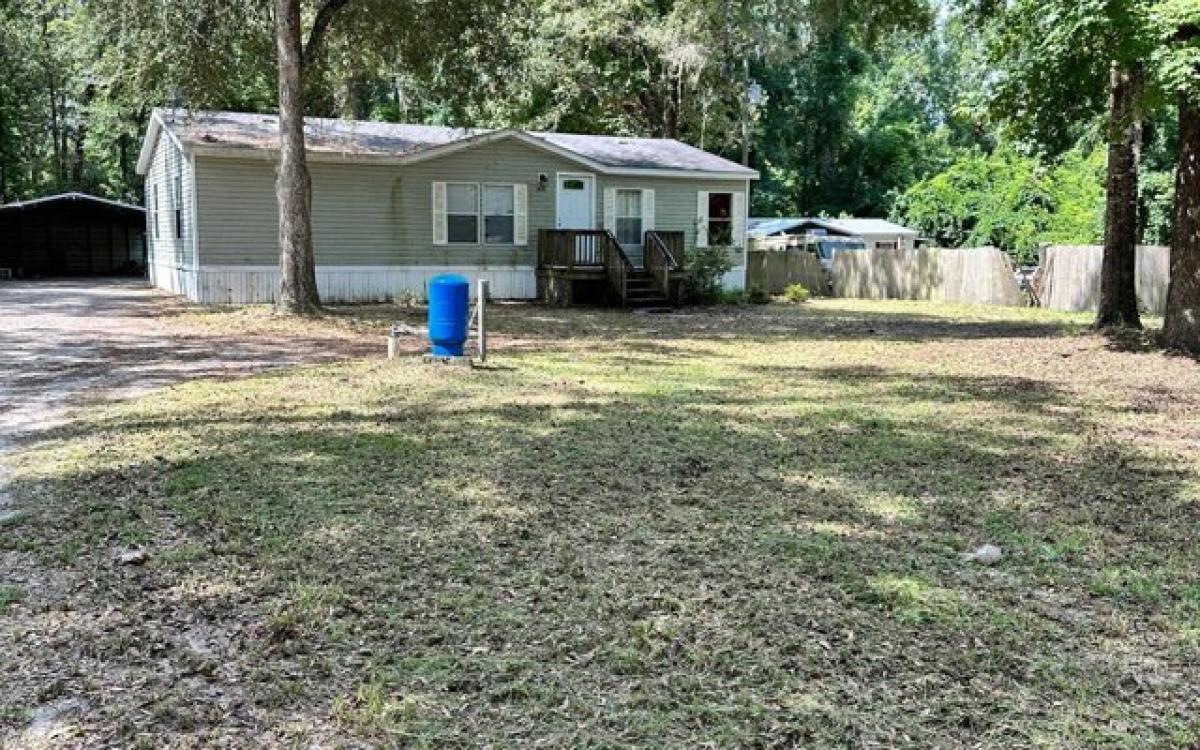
<box><xmin>150</xmin><ymin>263</ymin><xmax>748</xmax><ymax>305</ymax></box>
<box><xmin>150</xmin><ymin>263</ymin><xmax>539</xmax><ymax>304</ymax></box>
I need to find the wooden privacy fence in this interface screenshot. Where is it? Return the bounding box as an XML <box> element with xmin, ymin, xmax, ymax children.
<box><xmin>832</xmin><ymin>246</ymin><xmax>1022</xmax><ymax>306</ymax></box>
<box><xmin>746</xmin><ymin>247</ymin><xmax>828</xmax><ymax>295</ymax></box>
<box><xmin>1035</xmin><ymin>245</ymin><xmax>1170</xmax><ymax>314</ymax></box>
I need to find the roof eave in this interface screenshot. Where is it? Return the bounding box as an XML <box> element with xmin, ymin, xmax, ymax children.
<box><xmin>190</xmin><ymin>143</ymin><xmax>411</xmax><ymax>166</ymax></box>
<box><xmin>136</xmin><ymin>109</ymin><xmax>192</xmax><ymax>175</ymax></box>
<box><xmin>158</xmin><ymin>114</ymin><xmax>759</xmax><ymax>179</ymax></box>
<box><xmin>134</xmin><ymin>111</ymin><xmax>162</xmax><ymax>176</ymax></box>
<box><xmin>189</xmin><ymin>134</ymin><xmax>760</xmax><ymax>179</ymax></box>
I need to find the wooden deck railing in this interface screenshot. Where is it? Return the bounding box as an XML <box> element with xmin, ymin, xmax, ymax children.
<box><xmin>602</xmin><ymin>231</ymin><xmax>634</xmax><ymax>302</ymax></box>
<box><xmin>644</xmin><ymin>230</ymin><xmax>684</xmax><ymax>299</ymax></box>
<box><xmin>654</xmin><ymin>230</ymin><xmax>685</xmax><ymax>269</ymax></box>
<box><xmin>538</xmin><ymin>228</ymin><xmax>635</xmax><ymax>303</ymax></box>
<box><xmin>537</xmin><ymin>229</ymin><xmax>612</xmax><ymax>269</ymax></box>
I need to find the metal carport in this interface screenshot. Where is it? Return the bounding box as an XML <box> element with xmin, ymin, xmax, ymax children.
<box><xmin>0</xmin><ymin>192</ymin><xmax>146</xmax><ymax>278</ymax></box>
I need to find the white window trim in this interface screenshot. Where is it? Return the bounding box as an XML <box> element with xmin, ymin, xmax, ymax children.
<box><xmin>173</xmin><ymin>172</ymin><xmax>184</xmax><ymax>240</ymax></box>
<box><xmin>445</xmin><ymin>181</ymin><xmax>481</xmax><ymax>245</ymax></box>
<box><xmin>707</xmin><ymin>191</ymin><xmax>735</xmax><ymax>246</ymax></box>
<box><xmin>613</xmin><ymin>187</ymin><xmax>644</xmax><ymax>247</ymax></box>
<box><xmin>150</xmin><ymin>183</ymin><xmax>160</xmax><ymax>240</ymax></box>
<box><xmin>443</xmin><ymin>182</ymin><xmax>520</xmax><ymax>246</ymax></box>
<box><xmin>482</xmin><ymin>183</ymin><xmax>517</xmax><ymax>246</ymax></box>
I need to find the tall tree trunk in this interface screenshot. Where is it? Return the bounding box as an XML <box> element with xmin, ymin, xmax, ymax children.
<box><xmin>119</xmin><ymin>132</ymin><xmax>130</xmax><ymax>194</ymax></box>
<box><xmin>45</xmin><ymin>69</ymin><xmax>63</xmax><ymax>184</ymax></box>
<box><xmin>740</xmin><ymin>57</ymin><xmax>752</xmax><ymax>167</ymax></box>
<box><xmin>275</xmin><ymin>0</ymin><xmax>322</xmax><ymax>314</ymax></box>
<box><xmin>1096</xmin><ymin>64</ymin><xmax>1143</xmax><ymax>329</ymax></box>
<box><xmin>0</xmin><ymin>109</ymin><xmax>7</xmax><ymax>203</ymax></box>
<box><xmin>1163</xmin><ymin>94</ymin><xmax>1200</xmax><ymax>353</ymax></box>
<box><xmin>336</xmin><ymin>57</ymin><xmax>368</xmax><ymax>120</ymax></box>
<box><xmin>72</xmin><ymin>118</ymin><xmax>86</xmax><ymax>187</ymax></box>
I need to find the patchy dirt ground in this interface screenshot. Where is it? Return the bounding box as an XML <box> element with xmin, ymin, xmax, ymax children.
<box><xmin>0</xmin><ymin>279</ymin><xmax>385</xmax><ymax>434</ymax></box>
<box><xmin>1</xmin><ymin>295</ymin><xmax>1198</xmax><ymax>748</ymax></box>
<box><xmin>0</xmin><ymin>279</ymin><xmax>395</xmax><ymax>745</ymax></box>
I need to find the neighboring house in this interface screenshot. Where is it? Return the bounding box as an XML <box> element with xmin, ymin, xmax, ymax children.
<box><xmin>0</xmin><ymin>192</ymin><xmax>146</xmax><ymax>278</ymax></box>
<box><xmin>136</xmin><ymin>109</ymin><xmax>758</xmax><ymax>305</ymax></box>
<box><xmin>749</xmin><ymin>217</ymin><xmax>919</xmax><ymax>251</ymax></box>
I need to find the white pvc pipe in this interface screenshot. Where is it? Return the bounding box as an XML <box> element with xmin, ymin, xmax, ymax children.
<box><xmin>477</xmin><ymin>279</ymin><xmax>488</xmax><ymax>362</ymax></box>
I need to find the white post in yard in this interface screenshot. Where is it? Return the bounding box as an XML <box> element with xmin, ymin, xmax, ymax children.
<box><xmin>477</xmin><ymin>279</ymin><xmax>488</xmax><ymax>363</ymax></box>
<box><xmin>387</xmin><ymin>326</ymin><xmax>400</xmax><ymax>360</ymax></box>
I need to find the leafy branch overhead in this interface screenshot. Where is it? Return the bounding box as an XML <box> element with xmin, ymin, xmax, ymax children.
<box><xmin>301</xmin><ymin>0</ymin><xmax>353</xmax><ymax>66</ymax></box>
<box><xmin>1154</xmin><ymin>0</ymin><xmax>1200</xmax><ymax>95</ymax></box>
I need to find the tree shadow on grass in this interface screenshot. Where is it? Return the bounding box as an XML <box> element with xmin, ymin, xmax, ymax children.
<box><xmin>2</xmin><ymin>363</ymin><xmax>1196</xmax><ymax>746</ymax></box>
<box><xmin>507</xmin><ymin>304</ymin><xmax>1077</xmax><ymax>345</ymax></box>
<box><xmin>340</xmin><ymin>302</ymin><xmax>1079</xmax><ymax>349</ymax></box>
<box><xmin>1097</xmin><ymin>324</ymin><xmax>1200</xmax><ymax>364</ymax></box>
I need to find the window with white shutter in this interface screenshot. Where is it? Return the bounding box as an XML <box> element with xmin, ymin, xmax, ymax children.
<box><xmin>731</xmin><ymin>191</ymin><xmax>746</xmax><ymax>248</ymax></box>
<box><xmin>615</xmin><ymin>189</ymin><xmax>642</xmax><ymax>246</ymax></box>
<box><xmin>603</xmin><ymin>188</ymin><xmax>617</xmax><ymax>235</ymax></box>
<box><xmin>150</xmin><ymin>184</ymin><xmax>160</xmax><ymax>240</ymax></box>
<box><xmin>706</xmin><ymin>193</ymin><xmax>733</xmax><ymax>246</ymax></box>
<box><xmin>446</xmin><ymin>183</ymin><xmax>479</xmax><ymax>244</ymax></box>
<box><xmin>483</xmin><ymin>185</ymin><xmax>514</xmax><ymax>244</ymax></box>
<box><xmin>173</xmin><ymin>173</ymin><xmax>184</xmax><ymax>239</ymax></box>
<box><xmin>432</xmin><ymin>182</ymin><xmax>447</xmax><ymax>245</ymax></box>
<box><xmin>513</xmin><ymin>184</ymin><xmax>528</xmax><ymax>245</ymax></box>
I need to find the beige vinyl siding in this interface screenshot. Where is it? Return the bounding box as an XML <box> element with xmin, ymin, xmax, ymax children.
<box><xmin>595</xmin><ymin>175</ymin><xmax>747</xmax><ymax>267</ymax></box>
<box><xmin>193</xmin><ymin>137</ymin><xmax>748</xmax><ymax>269</ymax></box>
<box><xmin>196</xmin><ymin>158</ymin><xmax>403</xmax><ymax>265</ymax></box>
<box><xmin>144</xmin><ymin>133</ymin><xmax>194</xmax><ymax>269</ymax></box>
<box><xmin>397</xmin><ymin>140</ymin><xmax>580</xmax><ymax>266</ymax></box>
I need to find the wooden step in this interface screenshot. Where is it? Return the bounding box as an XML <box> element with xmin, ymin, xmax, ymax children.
<box><xmin>625</xmin><ymin>293</ymin><xmax>671</xmax><ymax>307</ymax></box>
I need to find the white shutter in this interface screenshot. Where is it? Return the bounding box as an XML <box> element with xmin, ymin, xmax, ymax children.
<box><xmin>732</xmin><ymin>191</ymin><xmax>746</xmax><ymax>248</ymax></box>
<box><xmin>603</xmin><ymin>187</ymin><xmax>617</xmax><ymax>235</ymax></box>
<box><xmin>432</xmin><ymin>182</ymin><xmax>447</xmax><ymax>245</ymax></box>
<box><xmin>641</xmin><ymin>189</ymin><xmax>655</xmax><ymax>235</ymax></box>
<box><xmin>696</xmin><ymin>191</ymin><xmax>709</xmax><ymax>248</ymax></box>
<box><xmin>513</xmin><ymin>183</ymin><xmax>528</xmax><ymax>245</ymax></box>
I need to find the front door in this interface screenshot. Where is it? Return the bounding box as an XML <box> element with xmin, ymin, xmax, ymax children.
<box><xmin>556</xmin><ymin>174</ymin><xmax>596</xmax><ymax>265</ymax></box>
<box><xmin>556</xmin><ymin>174</ymin><xmax>594</xmax><ymax>230</ymax></box>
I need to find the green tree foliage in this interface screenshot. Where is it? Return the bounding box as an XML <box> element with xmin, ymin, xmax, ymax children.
<box><xmin>753</xmin><ymin>9</ymin><xmax>985</xmax><ymax>218</ymax></box>
<box><xmin>0</xmin><ymin>0</ymin><xmax>945</xmax><ymax>215</ymax></box>
<box><xmin>893</xmin><ymin>146</ymin><xmax>1108</xmax><ymax>262</ymax></box>
<box><xmin>988</xmin><ymin>0</ymin><xmax>1154</xmax><ymax>155</ymax></box>
<box><xmin>0</xmin><ymin>0</ymin><xmax>86</xmax><ymax>201</ymax></box>
<box><xmin>0</xmin><ymin>0</ymin><xmax>1184</xmax><ymax>271</ymax></box>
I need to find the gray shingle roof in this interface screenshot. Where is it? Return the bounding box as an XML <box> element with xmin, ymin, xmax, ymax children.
<box><xmin>153</xmin><ymin>109</ymin><xmax>755</xmax><ymax>177</ymax></box>
<box><xmin>531</xmin><ymin>132</ymin><xmax>751</xmax><ymax>174</ymax></box>
<box><xmin>161</xmin><ymin>110</ymin><xmax>481</xmax><ymax>157</ymax></box>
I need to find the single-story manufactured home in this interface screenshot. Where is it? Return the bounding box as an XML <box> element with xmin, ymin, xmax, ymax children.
<box><xmin>136</xmin><ymin>109</ymin><xmax>758</xmax><ymax>305</ymax></box>
<box><xmin>749</xmin><ymin>217</ymin><xmax>919</xmax><ymax>251</ymax></box>
<box><xmin>0</xmin><ymin>192</ymin><xmax>146</xmax><ymax>278</ymax></box>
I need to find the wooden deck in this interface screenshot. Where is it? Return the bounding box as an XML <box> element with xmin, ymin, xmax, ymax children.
<box><xmin>536</xmin><ymin>229</ymin><xmax>687</xmax><ymax>307</ymax></box>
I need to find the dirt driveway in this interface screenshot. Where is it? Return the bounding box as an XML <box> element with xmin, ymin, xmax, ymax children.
<box><xmin>0</xmin><ymin>278</ymin><xmax>381</xmax><ymax>522</ymax></box>
<box><xmin>0</xmin><ymin>279</ymin><xmax>382</xmax><ymax>435</ymax></box>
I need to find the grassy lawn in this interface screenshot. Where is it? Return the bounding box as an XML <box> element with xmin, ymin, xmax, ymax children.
<box><xmin>2</xmin><ymin>299</ymin><xmax>1198</xmax><ymax>747</ymax></box>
